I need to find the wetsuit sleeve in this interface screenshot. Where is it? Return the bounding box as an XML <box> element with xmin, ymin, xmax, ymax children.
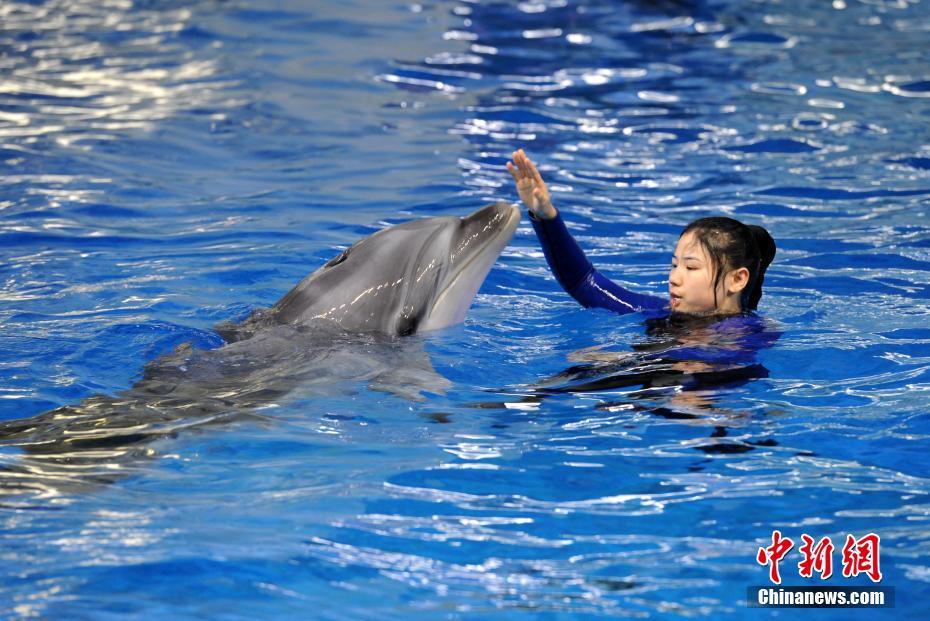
<box><xmin>530</xmin><ymin>210</ymin><xmax>666</xmax><ymax>314</ymax></box>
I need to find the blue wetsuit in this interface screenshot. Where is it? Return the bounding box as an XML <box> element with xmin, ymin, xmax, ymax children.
<box><xmin>530</xmin><ymin>211</ymin><xmax>667</xmax><ymax>314</ymax></box>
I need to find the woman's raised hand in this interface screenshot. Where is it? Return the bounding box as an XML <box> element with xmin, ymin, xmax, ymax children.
<box><xmin>507</xmin><ymin>149</ymin><xmax>556</xmax><ymax>220</ymax></box>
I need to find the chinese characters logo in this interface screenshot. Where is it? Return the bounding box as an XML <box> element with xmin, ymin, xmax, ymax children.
<box><xmin>757</xmin><ymin>531</ymin><xmax>882</xmax><ymax>584</ymax></box>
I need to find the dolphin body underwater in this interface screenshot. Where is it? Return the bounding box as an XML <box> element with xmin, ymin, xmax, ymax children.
<box><xmin>0</xmin><ymin>202</ymin><xmax>520</xmax><ymax>498</ymax></box>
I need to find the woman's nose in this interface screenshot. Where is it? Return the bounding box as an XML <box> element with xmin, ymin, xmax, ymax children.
<box><xmin>669</xmin><ymin>267</ymin><xmax>681</xmax><ymax>286</ymax></box>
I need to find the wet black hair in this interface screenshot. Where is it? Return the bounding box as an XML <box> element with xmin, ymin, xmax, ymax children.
<box><xmin>680</xmin><ymin>217</ymin><xmax>776</xmax><ymax>311</ymax></box>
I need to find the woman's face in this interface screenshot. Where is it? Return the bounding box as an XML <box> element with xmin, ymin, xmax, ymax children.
<box><xmin>668</xmin><ymin>231</ymin><xmax>728</xmax><ymax>314</ymax></box>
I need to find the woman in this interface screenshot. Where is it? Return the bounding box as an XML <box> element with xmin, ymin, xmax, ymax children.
<box><xmin>506</xmin><ymin>149</ymin><xmax>780</xmax><ymax>415</ymax></box>
<box><xmin>506</xmin><ymin>149</ymin><xmax>776</xmax><ymax>317</ymax></box>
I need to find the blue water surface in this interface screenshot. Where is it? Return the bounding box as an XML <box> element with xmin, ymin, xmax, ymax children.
<box><xmin>1</xmin><ymin>0</ymin><xmax>929</xmax><ymax>618</ymax></box>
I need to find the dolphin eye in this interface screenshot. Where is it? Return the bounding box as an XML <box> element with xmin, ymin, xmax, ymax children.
<box><xmin>324</xmin><ymin>249</ymin><xmax>350</xmax><ymax>268</ymax></box>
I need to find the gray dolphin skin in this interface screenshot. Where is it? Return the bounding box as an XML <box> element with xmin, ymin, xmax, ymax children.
<box><xmin>0</xmin><ymin>202</ymin><xmax>520</xmax><ymax>499</ymax></box>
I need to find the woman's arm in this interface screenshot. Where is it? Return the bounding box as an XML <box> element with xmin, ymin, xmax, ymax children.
<box><xmin>508</xmin><ymin>149</ymin><xmax>666</xmax><ymax>314</ymax></box>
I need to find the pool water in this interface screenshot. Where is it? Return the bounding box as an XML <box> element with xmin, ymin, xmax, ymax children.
<box><xmin>1</xmin><ymin>0</ymin><xmax>929</xmax><ymax>618</ymax></box>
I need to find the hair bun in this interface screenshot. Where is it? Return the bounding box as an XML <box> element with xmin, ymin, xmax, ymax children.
<box><xmin>748</xmin><ymin>225</ymin><xmax>776</xmax><ymax>269</ymax></box>
<box><xmin>746</xmin><ymin>225</ymin><xmax>776</xmax><ymax>309</ymax></box>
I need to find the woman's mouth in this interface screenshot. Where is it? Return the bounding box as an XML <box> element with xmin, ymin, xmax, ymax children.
<box><xmin>670</xmin><ymin>294</ymin><xmax>682</xmax><ymax>309</ymax></box>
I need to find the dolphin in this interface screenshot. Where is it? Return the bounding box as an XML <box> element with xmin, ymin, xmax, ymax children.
<box><xmin>0</xmin><ymin>201</ymin><xmax>520</xmax><ymax>499</ymax></box>
<box><xmin>217</xmin><ymin>200</ymin><xmax>519</xmax><ymax>340</ymax></box>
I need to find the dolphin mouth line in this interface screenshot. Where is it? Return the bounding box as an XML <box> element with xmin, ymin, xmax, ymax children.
<box><xmin>429</xmin><ymin>204</ymin><xmax>520</xmax><ymax>319</ymax></box>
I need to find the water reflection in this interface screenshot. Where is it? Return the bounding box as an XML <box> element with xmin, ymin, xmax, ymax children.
<box><xmin>0</xmin><ymin>1</ymin><xmax>220</xmax><ymax>134</ymax></box>
<box><xmin>0</xmin><ymin>0</ymin><xmax>225</xmax><ymax>212</ymax></box>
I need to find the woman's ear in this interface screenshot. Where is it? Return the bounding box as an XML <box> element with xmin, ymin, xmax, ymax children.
<box><xmin>727</xmin><ymin>267</ymin><xmax>751</xmax><ymax>294</ymax></box>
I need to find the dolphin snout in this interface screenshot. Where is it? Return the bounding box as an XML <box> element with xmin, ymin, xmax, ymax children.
<box><xmin>462</xmin><ymin>200</ymin><xmax>520</xmax><ymax>228</ymax></box>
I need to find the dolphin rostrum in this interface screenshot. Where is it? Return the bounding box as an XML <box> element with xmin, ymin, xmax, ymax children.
<box><xmin>0</xmin><ymin>202</ymin><xmax>520</xmax><ymax>499</ymax></box>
